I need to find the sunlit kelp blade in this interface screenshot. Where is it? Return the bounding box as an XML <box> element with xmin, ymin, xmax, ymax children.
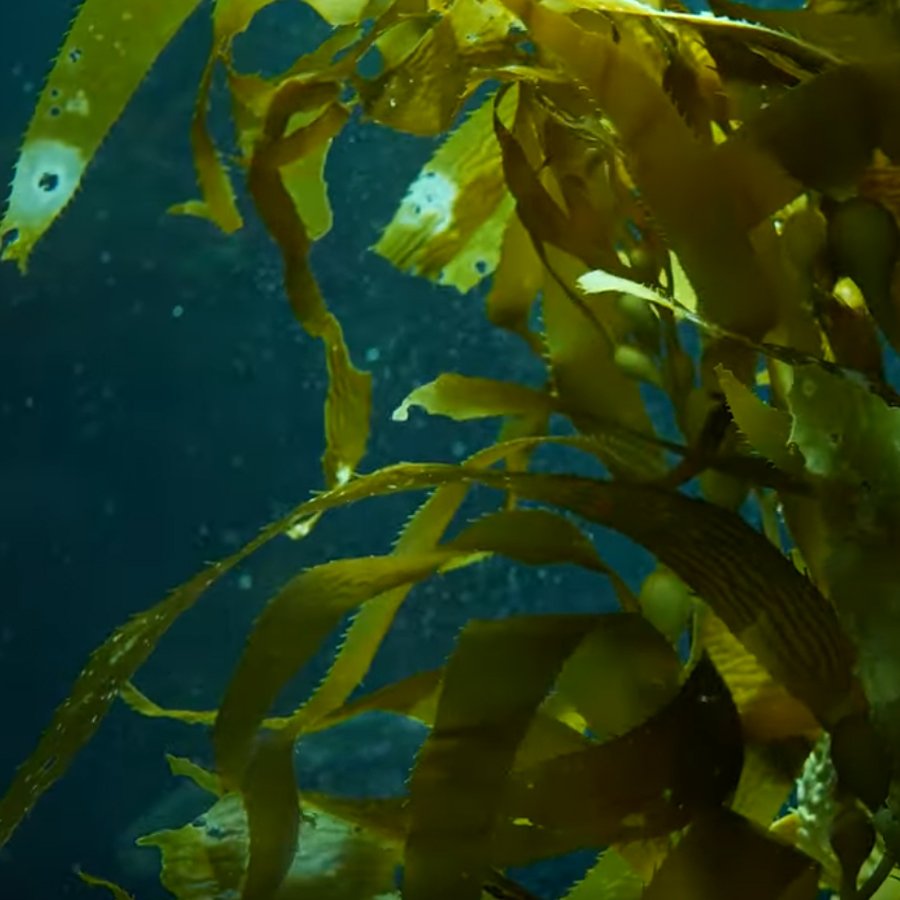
<box><xmin>493</xmin><ymin>657</ymin><xmax>743</xmax><ymax>864</ymax></box>
<box><xmin>700</xmin><ymin>610</ymin><xmax>820</xmax><ymax>743</ymax></box>
<box><xmin>403</xmin><ymin>614</ymin><xmax>605</xmax><ymax>900</ymax></box>
<box><xmin>642</xmin><ymin>809</ymin><xmax>819</xmax><ymax>900</ymax></box>
<box><xmin>0</xmin><ymin>0</ymin><xmax>202</xmax><ymax>269</ymax></box>
<box><xmin>374</xmin><ymin>89</ymin><xmax>516</xmax><ymax>291</ymax></box>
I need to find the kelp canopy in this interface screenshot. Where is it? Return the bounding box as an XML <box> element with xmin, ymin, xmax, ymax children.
<box><xmin>5</xmin><ymin>0</ymin><xmax>900</xmax><ymax>896</ymax></box>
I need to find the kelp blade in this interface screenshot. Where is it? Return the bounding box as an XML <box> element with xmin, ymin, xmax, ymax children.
<box><xmin>642</xmin><ymin>808</ymin><xmax>819</xmax><ymax>899</ymax></box>
<box><xmin>403</xmin><ymin>614</ymin><xmax>604</xmax><ymax>900</ymax></box>
<box><xmin>1</xmin><ymin>0</ymin><xmax>202</xmax><ymax>269</ymax></box>
<box><xmin>493</xmin><ymin>656</ymin><xmax>743</xmax><ymax>864</ymax></box>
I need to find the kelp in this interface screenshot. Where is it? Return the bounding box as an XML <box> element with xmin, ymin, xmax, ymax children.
<box><xmin>7</xmin><ymin>0</ymin><xmax>900</xmax><ymax>896</ymax></box>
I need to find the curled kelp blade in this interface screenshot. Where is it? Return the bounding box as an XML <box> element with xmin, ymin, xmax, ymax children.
<box><xmin>403</xmin><ymin>614</ymin><xmax>605</xmax><ymax>900</ymax></box>
<box><xmin>642</xmin><ymin>808</ymin><xmax>820</xmax><ymax>900</ymax></box>
<box><xmin>245</xmin><ymin>91</ymin><xmax>371</xmax><ymax>490</ymax></box>
<box><xmin>492</xmin><ymin>656</ymin><xmax>743</xmax><ymax>865</ymax></box>
<box><xmin>240</xmin><ymin>732</ymin><xmax>300</xmax><ymax>900</ymax></box>
<box><xmin>392</xmin><ymin>373</ymin><xmax>556</xmax><ymax>424</ymax></box>
<box><xmin>0</xmin><ymin>0</ymin><xmax>203</xmax><ymax>270</ymax></box>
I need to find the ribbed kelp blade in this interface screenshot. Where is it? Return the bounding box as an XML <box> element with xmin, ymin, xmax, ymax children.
<box><xmin>700</xmin><ymin>610</ymin><xmax>820</xmax><ymax>744</ymax></box>
<box><xmin>642</xmin><ymin>809</ymin><xmax>820</xmax><ymax>900</ymax></box>
<box><xmin>492</xmin><ymin>657</ymin><xmax>742</xmax><ymax>866</ymax></box>
<box><xmin>1</xmin><ymin>0</ymin><xmax>203</xmax><ymax>270</ymax></box>
<box><xmin>429</xmin><ymin>468</ymin><xmax>856</xmax><ymax>735</ymax></box>
<box><xmin>402</xmin><ymin>614</ymin><xmax>603</xmax><ymax>900</ymax></box>
<box><xmin>213</xmin><ymin>552</ymin><xmax>454</xmax><ymax>787</ymax></box>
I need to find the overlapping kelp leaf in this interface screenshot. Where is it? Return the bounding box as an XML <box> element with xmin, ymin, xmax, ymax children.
<box><xmin>9</xmin><ymin>0</ymin><xmax>900</xmax><ymax>896</ymax></box>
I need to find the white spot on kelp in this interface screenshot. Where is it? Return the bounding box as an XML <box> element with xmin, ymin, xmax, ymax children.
<box><xmin>396</xmin><ymin>169</ymin><xmax>456</xmax><ymax>236</ymax></box>
<box><xmin>6</xmin><ymin>138</ymin><xmax>85</xmax><ymax>233</ymax></box>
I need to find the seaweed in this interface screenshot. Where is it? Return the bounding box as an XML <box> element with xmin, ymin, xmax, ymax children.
<box><xmin>5</xmin><ymin>0</ymin><xmax>900</xmax><ymax>896</ymax></box>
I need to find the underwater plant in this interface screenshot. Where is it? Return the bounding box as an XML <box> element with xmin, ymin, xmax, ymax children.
<box><xmin>5</xmin><ymin>0</ymin><xmax>900</xmax><ymax>897</ymax></box>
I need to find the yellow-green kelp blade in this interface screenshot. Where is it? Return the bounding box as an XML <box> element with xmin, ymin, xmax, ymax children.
<box><xmin>1</xmin><ymin>0</ymin><xmax>203</xmax><ymax>270</ymax></box>
<box><xmin>76</xmin><ymin>871</ymin><xmax>135</xmax><ymax>900</ymax></box>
